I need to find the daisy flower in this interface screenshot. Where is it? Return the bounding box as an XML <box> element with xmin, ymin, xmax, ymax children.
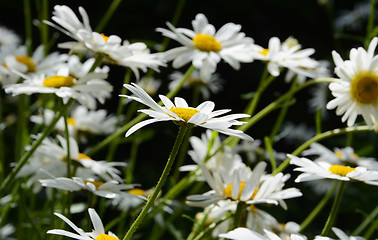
<box><xmin>156</xmin><ymin>13</ymin><xmax>254</xmax><ymax>80</ymax></box>
<box><xmin>326</xmin><ymin>37</ymin><xmax>378</xmax><ymax>127</ymax></box>
<box><xmin>315</xmin><ymin>227</ymin><xmax>366</xmax><ymax>240</ymax></box>
<box><xmin>169</xmin><ymin>70</ymin><xmax>223</xmax><ymax>99</ymax></box>
<box><xmin>219</xmin><ymin>228</ymin><xmax>307</xmax><ymax>240</ymax></box>
<box><xmin>30</xmin><ymin>105</ymin><xmax>118</xmax><ymax>142</ymax></box>
<box><xmin>4</xmin><ymin>59</ymin><xmax>112</xmax><ymax>109</ymax></box>
<box><xmin>46</xmin><ymin>5</ymin><xmax>165</xmax><ymax>77</ymax></box>
<box><xmin>39</xmin><ymin>176</ymin><xmax>135</xmax><ymax>198</ymax></box>
<box><xmin>120</xmin><ymin>83</ymin><xmax>253</xmax><ymax>141</ymax></box>
<box><xmin>288</xmin><ymin>154</ymin><xmax>378</xmax><ymax>185</ymax></box>
<box><xmin>252</xmin><ymin>36</ymin><xmax>319</xmax><ymax>78</ymax></box>
<box><xmin>0</xmin><ymin>26</ymin><xmax>20</xmax><ymax>47</ymax></box>
<box><xmin>302</xmin><ymin>143</ymin><xmax>378</xmax><ymax>170</ymax></box>
<box><xmin>47</xmin><ymin>208</ymin><xmax>120</xmax><ymax>239</ymax></box>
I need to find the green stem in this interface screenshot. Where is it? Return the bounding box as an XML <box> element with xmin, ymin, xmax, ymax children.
<box><xmin>264</xmin><ymin>136</ymin><xmax>276</xmax><ymax>171</ymax></box>
<box><xmin>122</xmin><ymin>125</ymin><xmax>188</xmax><ymax>240</ymax></box>
<box><xmin>0</xmin><ymin>99</ymin><xmax>74</xmax><ymax>197</ymax></box>
<box><xmin>95</xmin><ymin>0</ymin><xmax>123</xmax><ymax>33</ymax></box>
<box><xmin>353</xmin><ymin>203</ymin><xmax>378</xmax><ymax>236</ymax></box>
<box><xmin>315</xmin><ymin>108</ymin><xmax>322</xmax><ymax>134</ymax></box>
<box><xmin>63</xmin><ymin>113</ymin><xmax>71</xmax><ymax>178</ymax></box>
<box><xmin>191</xmin><ymin>212</ymin><xmax>233</xmax><ymax>240</ymax></box>
<box><xmin>365</xmin><ymin>0</ymin><xmax>376</xmax><ymax>47</ymax></box>
<box><xmin>273</xmin><ymin>125</ymin><xmax>371</xmax><ymax>175</ymax></box>
<box><xmin>40</xmin><ymin>0</ymin><xmax>49</xmax><ymax>55</ymax></box>
<box><xmin>300</xmin><ymin>181</ymin><xmax>338</xmax><ymax>232</ymax></box>
<box><xmin>125</xmin><ymin>139</ymin><xmax>139</xmax><ymax>184</ymax></box>
<box><xmin>89</xmin><ymin>55</ymin><xmax>105</xmax><ymax>73</ymax></box>
<box><xmin>233</xmin><ymin>202</ymin><xmax>247</xmax><ymax>229</ymax></box>
<box><xmin>23</xmin><ymin>0</ymin><xmax>33</xmax><ymax>55</ymax></box>
<box><xmin>321</xmin><ymin>181</ymin><xmax>347</xmax><ymax>236</ymax></box>
<box><xmin>87</xmin><ymin>65</ymin><xmax>195</xmax><ymax>156</ymax></box>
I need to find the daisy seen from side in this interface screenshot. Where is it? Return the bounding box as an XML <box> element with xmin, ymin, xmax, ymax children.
<box><xmin>120</xmin><ymin>83</ymin><xmax>254</xmax><ymax>141</ymax></box>
<box><xmin>156</xmin><ymin>13</ymin><xmax>255</xmax><ymax>80</ymax></box>
<box><xmin>326</xmin><ymin>37</ymin><xmax>378</xmax><ymax>127</ymax></box>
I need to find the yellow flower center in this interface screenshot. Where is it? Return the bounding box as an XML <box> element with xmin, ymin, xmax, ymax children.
<box><xmin>128</xmin><ymin>188</ymin><xmax>145</xmax><ymax>196</ymax></box>
<box><xmin>43</xmin><ymin>75</ymin><xmax>75</xmax><ymax>88</ymax></box>
<box><xmin>3</xmin><ymin>55</ymin><xmax>36</xmax><ymax>72</ymax></box>
<box><xmin>84</xmin><ymin>180</ymin><xmax>104</xmax><ymax>189</ymax></box>
<box><xmin>328</xmin><ymin>165</ymin><xmax>355</xmax><ymax>176</ymax></box>
<box><xmin>169</xmin><ymin>107</ymin><xmax>199</xmax><ymax>122</ymax></box>
<box><xmin>67</xmin><ymin>117</ymin><xmax>76</xmax><ymax>126</ymax></box>
<box><xmin>100</xmin><ymin>33</ymin><xmax>110</xmax><ymax>43</ymax></box>
<box><xmin>259</xmin><ymin>49</ymin><xmax>270</xmax><ymax>56</ymax></box>
<box><xmin>78</xmin><ymin>153</ymin><xmax>92</xmax><ymax>160</ymax></box>
<box><xmin>335</xmin><ymin>151</ymin><xmax>343</xmax><ymax>158</ymax></box>
<box><xmin>96</xmin><ymin>233</ymin><xmax>119</xmax><ymax>240</ymax></box>
<box><xmin>193</xmin><ymin>33</ymin><xmax>221</xmax><ymax>52</ymax></box>
<box><xmin>350</xmin><ymin>72</ymin><xmax>378</xmax><ymax>104</ymax></box>
<box><xmin>223</xmin><ymin>182</ymin><xmax>258</xmax><ymax>201</ymax></box>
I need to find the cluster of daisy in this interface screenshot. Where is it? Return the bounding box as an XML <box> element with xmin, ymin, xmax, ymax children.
<box><xmin>0</xmin><ymin>2</ymin><xmax>378</xmax><ymax>240</ymax></box>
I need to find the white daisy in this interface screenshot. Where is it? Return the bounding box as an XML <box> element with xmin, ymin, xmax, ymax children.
<box><xmin>156</xmin><ymin>13</ymin><xmax>254</xmax><ymax>80</ymax></box>
<box><xmin>219</xmin><ymin>228</ymin><xmax>307</xmax><ymax>240</ymax></box>
<box><xmin>4</xmin><ymin>60</ymin><xmax>112</xmax><ymax>109</ymax></box>
<box><xmin>252</xmin><ymin>36</ymin><xmax>319</xmax><ymax>78</ymax></box>
<box><xmin>326</xmin><ymin>37</ymin><xmax>378</xmax><ymax>127</ymax></box>
<box><xmin>0</xmin><ymin>26</ymin><xmax>20</xmax><ymax>47</ymax></box>
<box><xmin>288</xmin><ymin>154</ymin><xmax>378</xmax><ymax>185</ymax></box>
<box><xmin>46</xmin><ymin>5</ymin><xmax>165</xmax><ymax>77</ymax></box>
<box><xmin>120</xmin><ymin>83</ymin><xmax>253</xmax><ymax>141</ymax></box>
<box><xmin>40</xmin><ymin>176</ymin><xmax>134</xmax><ymax>199</ymax></box>
<box><xmin>30</xmin><ymin>105</ymin><xmax>118</xmax><ymax>141</ymax></box>
<box><xmin>302</xmin><ymin>143</ymin><xmax>378</xmax><ymax>170</ymax></box>
<box><xmin>47</xmin><ymin>208</ymin><xmax>120</xmax><ymax>239</ymax></box>
<box><xmin>315</xmin><ymin>227</ymin><xmax>366</xmax><ymax>240</ymax></box>
<box><xmin>169</xmin><ymin>70</ymin><xmax>223</xmax><ymax>99</ymax></box>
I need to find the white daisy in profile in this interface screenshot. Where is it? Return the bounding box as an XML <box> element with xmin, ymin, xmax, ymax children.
<box><xmin>326</xmin><ymin>37</ymin><xmax>378</xmax><ymax>127</ymax></box>
<box><xmin>156</xmin><ymin>13</ymin><xmax>254</xmax><ymax>80</ymax></box>
<box><xmin>186</xmin><ymin>161</ymin><xmax>302</xmax><ymax>209</ymax></box>
<box><xmin>4</xmin><ymin>63</ymin><xmax>112</xmax><ymax>109</ymax></box>
<box><xmin>252</xmin><ymin>36</ymin><xmax>319</xmax><ymax>78</ymax></box>
<box><xmin>40</xmin><ymin>176</ymin><xmax>135</xmax><ymax>199</ymax></box>
<box><xmin>169</xmin><ymin>70</ymin><xmax>223</xmax><ymax>99</ymax></box>
<box><xmin>30</xmin><ymin>105</ymin><xmax>118</xmax><ymax>141</ymax></box>
<box><xmin>120</xmin><ymin>83</ymin><xmax>253</xmax><ymax>141</ymax></box>
<box><xmin>0</xmin><ymin>26</ymin><xmax>20</xmax><ymax>47</ymax></box>
<box><xmin>47</xmin><ymin>208</ymin><xmax>120</xmax><ymax>239</ymax></box>
<box><xmin>219</xmin><ymin>228</ymin><xmax>307</xmax><ymax>240</ymax></box>
<box><xmin>288</xmin><ymin>154</ymin><xmax>378</xmax><ymax>185</ymax></box>
<box><xmin>46</xmin><ymin>5</ymin><xmax>165</xmax><ymax>77</ymax></box>
<box><xmin>315</xmin><ymin>227</ymin><xmax>366</xmax><ymax>240</ymax></box>
<box><xmin>302</xmin><ymin>143</ymin><xmax>378</xmax><ymax>170</ymax></box>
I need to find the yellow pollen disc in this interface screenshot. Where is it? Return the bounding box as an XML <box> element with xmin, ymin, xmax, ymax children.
<box><xmin>43</xmin><ymin>75</ymin><xmax>75</xmax><ymax>88</ymax></box>
<box><xmin>350</xmin><ymin>72</ymin><xmax>378</xmax><ymax>104</ymax></box>
<box><xmin>15</xmin><ymin>55</ymin><xmax>36</xmax><ymax>72</ymax></box>
<box><xmin>223</xmin><ymin>182</ymin><xmax>258</xmax><ymax>201</ymax></box>
<box><xmin>193</xmin><ymin>33</ymin><xmax>221</xmax><ymax>52</ymax></box>
<box><xmin>169</xmin><ymin>107</ymin><xmax>199</xmax><ymax>122</ymax></box>
<box><xmin>78</xmin><ymin>153</ymin><xmax>92</xmax><ymax>160</ymax></box>
<box><xmin>335</xmin><ymin>151</ymin><xmax>343</xmax><ymax>158</ymax></box>
<box><xmin>67</xmin><ymin>117</ymin><xmax>76</xmax><ymax>126</ymax></box>
<box><xmin>96</xmin><ymin>233</ymin><xmax>119</xmax><ymax>240</ymax></box>
<box><xmin>128</xmin><ymin>188</ymin><xmax>145</xmax><ymax>196</ymax></box>
<box><xmin>259</xmin><ymin>48</ymin><xmax>269</xmax><ymax>56</ymax></box>
<box><xmin>351</xmin><ymin>153</ymin><xmax>359</xmax><ymax>158</ymax></box>
<box><xmin>100</xmin><ymin>33</ymin><xmax>110</xmax><ymax>42</ymax></box>
<box><xmin>328</xmin><ymin>165</ymin><xmax>355</xmax><ymax>176</ymax></box>
<box><xmin>84</xmin><ymin>180</ymin><xmax>104</xmax><ymax>189</ymax></box>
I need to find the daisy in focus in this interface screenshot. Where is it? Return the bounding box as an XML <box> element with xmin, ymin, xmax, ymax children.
<box><xmin>169</xmin><ymin>70</ymin><xmax>223</xmax><ymax>99</ymax></box>
<box><xmin>252</xmin><ymin>36</ymin><xmax>319</xmax><ymax>78</ymax></box>
<box><xmin>120</xmin><ymin>83</ymin><xmax>253</xmax><ymax>141</ymax></box>
<box><xmin>156</xmin><ymin>13</ymin><xmax>254</xmax><ymax>80</ymax></box>
<box><xmin>46</xmin><ymin>5</ymin><xmax>165</xmax><ymax>78</ymax></box>
<box><xmin>288</xmin><ymin>154</ymin><xmax>378</xmax><ymax>185</ymax></box>
<box><xmin>47</xmin><ymin>208</ymin><xmax>120</xmax><ymax>239</ymax></box>
<box><xmin>4</xmin><ymin>58</ymin><xmax>112</xmax><ymax>109</ymax></box>
<box><xmin>326</xmin><ymin>37</ymin><xmax>378</xmax><ymax>127</ymax></box>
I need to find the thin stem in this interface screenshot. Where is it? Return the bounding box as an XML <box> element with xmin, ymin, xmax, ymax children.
<box><xmin>0</xmin><ymin>99</ymin><xmax>74</xmax><ymax>197</ymax></box>
<box><xmin>39</xmin><ymin>0</ymin><xmax>49</xmax><ymax>55</ymax></box>
<box><xmin>87</xmin><ymin>65</ymin><xmax>195</xmax><ymax>156</ymax></box>
<box><xmin>122</xmin><ymin>125</ymin><xmax>188</xmax><ymax>240</ymax></box>
<box><xmin>365</xmin><ymin>0</ymin><xmax>376</xmax><ymax>47</ymax></box>
<box><xmin>273</xmin><ymin>125</ymin><xmax>371</xmax><ymax>175</ymax></box>
<box><xmin>300</xmin><ymin>181</ymin><xmax>338</xmax><ymax>232</ymax></box>
<box><xmin>191</xmin><ymin>212</ymin><xmax>233</xmax><ymax>240</ymax></box>
<box><xmin>23</xmin><ymin>0</ymin><xmax>33</xmax><ymax>55</ymax></box>
<box><xmin>95</xmin><ymin>0</ymin><xmax>123</xmax><ymax>33</ymax></box>
<box><xmin>321</xmin><ymin>181</ymin><xmax>347</xmax><ymax>236</ymax></box>
<box><xmin>63</xmin><ymin>113</ymin><xmax>72</xmax><ymax>178</ymax></box>
<box><xmin>233</xmin><ymin>202</ymin><xmax>247</xmax><ymax>229</ymax></box>
<box><xmin>353</xmin><ymin>203</ymin><xmax>378</xmax><ymax>236</ymax></box>
<box><xmin>264</xmin><ymin>136</ymin><xmax>276</xmax><ymax>171</ymax></box>
<box><xmin>315</xmin><ymin>108</ymin><xmax>322</xmax><ymax>134</ymax></box>
<box><xmin>89</xmin><ymin>55</ymin><xmax>105</xmax><ymax>73</ymax></box>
